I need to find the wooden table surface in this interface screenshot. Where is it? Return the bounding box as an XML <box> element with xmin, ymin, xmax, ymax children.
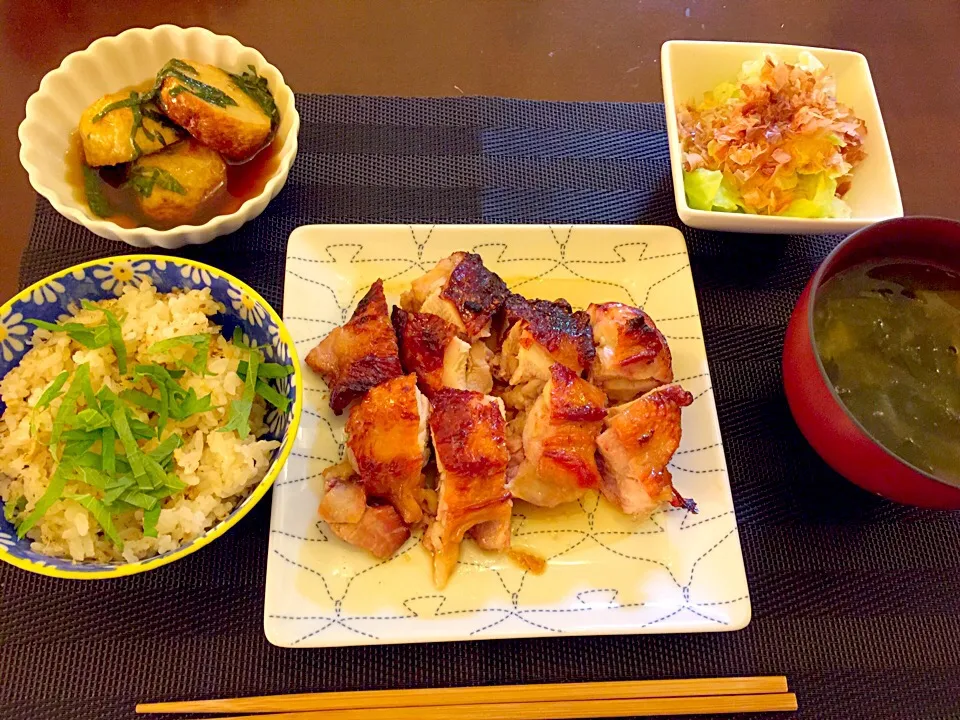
<box><xmin>3</xmin><ymin>0</ymin><xmax>959</xmax><ymax>300</ymax></box>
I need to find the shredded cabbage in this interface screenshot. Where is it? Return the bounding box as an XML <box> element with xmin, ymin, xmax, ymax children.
<box><xmin>678</xmin><ymin>53</ymin><xmax>867</xmax><ymax>217</ymax></box>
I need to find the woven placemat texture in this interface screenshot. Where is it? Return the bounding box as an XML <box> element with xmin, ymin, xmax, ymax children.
<box><xmin>6</xmin><ymin>96</ymin><xmax>960</xmax><ymax>720</ymax></box>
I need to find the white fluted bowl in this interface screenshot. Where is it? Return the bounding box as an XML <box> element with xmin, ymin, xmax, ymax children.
<box><xmin>18</xmin><ymin>25</ymin><xmax>299</xmax><ymax>249</ymax></box>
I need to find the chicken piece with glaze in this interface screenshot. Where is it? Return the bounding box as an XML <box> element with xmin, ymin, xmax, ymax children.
<box><xmin>306</xmin><ymin>279</ymin><xmax>403</xmax><ymax>415</ymax></box>
<box><xmin>426</xmin><ymin>389</ymin><xmax>512</xmax><ymax>588</ymax></box>
<box><xmin>588</xmin><ymin>302</ymin><xmax>674</xmax><ymax>403</ymax></box>
<box><xmin>400</xmin><ymin>252</ymin><xmax>509</xmax><ymax>341</ymax></box>
<box><xmin>345</xmin><ymin>374</ymin><xmax>431</xmax><ymax>524</ymax></box>
<box><xmin>495</xmin><ymin>295</ymin><xmax>595</xmax><ymax>410</ymax></box>
<box><xmin>596</xmin><ymin>383</ymin><xmax>695</xmax><ymax>517</ymax></box>
<box><xmin>392</xmin><ymin>307</ymin><xmax>493</xmax><ymax>397</ymax></box>
<box><xmin>507</xmin><ymin>364</ymin><xmax>607</xmax><ymax>507</ymax></box>
<box><xmin>318</xmin><ymin>460</ymin><xmax>410</xmax><ymax>559</ymax></box>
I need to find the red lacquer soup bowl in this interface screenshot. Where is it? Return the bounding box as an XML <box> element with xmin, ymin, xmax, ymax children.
<box><xmin>783</xmin><ymin>216</ymin><xmax>960</xmax><ymax>509</ymax></box>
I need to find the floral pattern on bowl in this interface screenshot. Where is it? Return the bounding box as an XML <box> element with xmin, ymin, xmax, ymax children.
<box><xmin>0</xmin><ymin>255</ymin><xmax>302</xmax><ymax>579</ymax></box>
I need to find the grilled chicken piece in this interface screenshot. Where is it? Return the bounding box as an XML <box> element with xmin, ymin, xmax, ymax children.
<box><xmin>318</xmin><ymin>461</ymin><xmax>367</xmax><ymax>524</ymax></box>
<box><xmin>596</xmin><ymin>383</ymin><xmax>694</xmax><ymax>517</ymax></box>
<box><xmin>318</xmin><ymin>462</ymin><xmax>410</xmax><ymax>558</ymax></box>
<box><xmin>392</xmin><ymin>308</ymin><xmax>494</xmax><ymax>396</ymax></box>
<box><xmin>345</xmin><ymin>374</ymin><xmax>430</xmax><ymax>524</ymax></box>
<box><xmin>588</xmin><ymin>302</ymin><xmax>674</xmax><ymax>403</ymax></box>
<box><xmin>507</xmin><ymin>364</ymin><xmax>607</xmax><ymax>507</ymax></box>
<box><xmin>306</xmin><ymin>280</ymin><xmax>403</xmax><ymax>415</ymax></box>
<box><xmin>327</xmin><ymin>505</ymin><xmax>411</xmax><ymax>559</ymax></box>
<box><xmin>400</xmin><ymin>253</ymin><xmax>509</xmax><ymax>341</ymax></box>
<box><xmin>495</xmin><ymin>295</ymin><xmax>595</xmax><ymax>409</ymax></box>
<box><xmin>427</xmin><ymin>389</ymin><xmax>512</xmax><ymax>588</ymax></box>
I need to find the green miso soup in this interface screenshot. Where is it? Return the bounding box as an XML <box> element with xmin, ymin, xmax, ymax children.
<box><xmin>813</xmin><ymin>260</ymin><xmax>960</xmax><ymax>486</ymax></box>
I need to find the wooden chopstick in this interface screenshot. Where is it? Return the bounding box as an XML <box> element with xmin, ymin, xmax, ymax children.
<box><xmin>177</xmin><ymin>694</ymin><xmax>798</xmax><ymax>720</ymax></box>
<box><xmin>136</xmin><ymin>676</ymin><xmax>789</xmax><ymax>714</ymax></box>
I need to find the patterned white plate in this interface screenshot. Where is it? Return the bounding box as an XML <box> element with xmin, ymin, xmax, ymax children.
<box><xmin>264</xmin><ymin>224</ymin><xmax>750</xmax><ymax>647</ymax></box>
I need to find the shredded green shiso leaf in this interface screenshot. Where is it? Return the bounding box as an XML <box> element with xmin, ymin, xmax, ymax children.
<box><xmin>228</xmin><ymin>65</ymin><xmax>280</xmax><ymax>129</ymax></box>
<box><xmin>11</xmin><ymin>303</ymin><xmax>290</xmax><ymax>550</ymax></box>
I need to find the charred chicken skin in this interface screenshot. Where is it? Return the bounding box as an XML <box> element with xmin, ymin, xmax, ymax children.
<box><xmin>496</xmin><ymin>295</ymin><xmax>596</xmax><ymax>409</ymax></box>
<box><xmin>507</xmin><ymin>364</ymin><xmax>607</xmax><ymax>507</ymax></box>
<box><xmin>392</xmin><ymin>307</ymin><xmax>493</xmax><ymax>397</ymax></box>
<box><xmin>587</xmin><ymin>302</ymin><xmax>674</xmax><ymax>403</ymax></box>
<box><xmin>596</xmin><ymin>383</ymin><xmax>694</xmax><ymax>517</ymax></box>
<box><xmin>426</xmin><ymin>388</ymin><xmax>512</xmax><ymax>588</ymax></box>
<box><xmin>306</xmin><ymin>279</ymin><xmax>403</xmax><ymax>415</ymax></box>
<box><xmin>345</xmin><ymin>374</ymin><xmax>431</xmax><ymax>524</ymax></box>
<box><xmin>401</xmin><ymin>252</ymin><xmax>509</xmax><ymax>341</ymax></box>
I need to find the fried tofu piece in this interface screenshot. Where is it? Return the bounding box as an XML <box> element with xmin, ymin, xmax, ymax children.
<box><xmin>392</xmin><ymin>307</ymin><xmax>493</xmax><ymax>396</ymax></box>
<box><xmin>131</xmin><ymin>138</ymin><xmax>226</xmax><ymax>226</ymax></box>
<box><xmin>427</xmin><ymin>389</ymin><xmax>512</xmax><ymax>588</ymax></box>
<box><xmin>79</xmin><ymin>89</ymin><xmax>182</xmax><ymax>166</ymax></box>
<box><xmin>588</xmin><ymin>302</ymin><xmax>674</xmax><ymax>403</ymax></box>
<box><xmin>495</xmin><ymin>295</ymin><xmax>595</xmax><ymax>409</ymax></box>
<box><xmin>596</xmin><ymin>383</ymin><xmax>694</xmax><ymax>517</ymax></box>
<box><xmin>306</xmin><ymin>280</ymin><xmax>403</xmax><ymax>415</ymax></box>
<box><xmin>345</xmin><ymin>375</ymin><xmax>430</xmax><ymax>524</ymax></box>
<box><xmin>507</xmin><ymin>364</ymin><xmax>607</xmax><ymax>507</ymax></box>
<box><xmin>158</xmin><ymin>60</ymin><xmax>274</xmax><ymax>162</ymax></box>
<box><xmin>400</xmin><ymin>253</ymin><xmax>508</xmax><ymax>341</ymax></box>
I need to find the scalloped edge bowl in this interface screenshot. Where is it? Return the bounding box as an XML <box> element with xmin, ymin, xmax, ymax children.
<box><xmin>18</xmin><ymin>25</ymin><xmax>300</xmax><ymax>249</ymax></box>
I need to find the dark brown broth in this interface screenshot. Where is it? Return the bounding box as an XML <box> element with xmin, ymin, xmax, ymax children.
<box><xmin>66</xmin><ymin>130</ymin><xmax>281</xmax><ymax>231</ymax></box>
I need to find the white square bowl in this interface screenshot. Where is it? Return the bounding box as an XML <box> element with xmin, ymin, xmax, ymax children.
<box><xmin>661</xmin><ymin>40</ymin><xmax>903</xmax><ymax>234</ymax></box>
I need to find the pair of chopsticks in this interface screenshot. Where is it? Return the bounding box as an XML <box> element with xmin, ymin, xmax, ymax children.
<box><xmin>136</xmin><ymin>676</ymin><xmax>797</xmax><ymax>719</ymax></box>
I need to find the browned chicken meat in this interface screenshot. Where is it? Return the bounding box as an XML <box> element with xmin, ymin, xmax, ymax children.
<box><xmin>345</xmin><ymin>374</ymin><xmax>430</xmax><ymax>524</ymax></box>
<box><xmin>507</xmin><ymin>364</ymin><xmax>607</xmax><ymax>507</ymax></box>
<box><xmin>596</xmin><ymin>383</ymin><xmax>695</xmax><ymax>517</ymax></box>
<box><xmin>318</xmin><ymin>461</ymin><xmax>410</xmax><ymax>559</ymax></box>
<box><xmin>496</xmin><ymin>295</ymin><xmax>595</xmax><ymax>410</ymax></box>
<box><xmin>426</xmin><ymin>388</ymin><xmax>512</xmax><ymax>588</ymax></box>
<box><xmin>392</xmin><ymin>307</ymin><xmax>493</xmax><ymax>397</ymax></box>
<box><xmin>306</xmin><ymin>280</ymin><xmax>403</xmax><ymax>415</ymax></box>
<box><xmin>318</xmin><ymin>460</ymin><xmax>367</xmax><ymax>524</ymax></box>
<box><xmin>400</xmin><ymin>252</ymin><xmax>509</xmax><ymax>341</ymax></box>
<box><xmin>587</xmin><ymin>302</ymin><xmax>673</xmax><ymax>403</ymax></box>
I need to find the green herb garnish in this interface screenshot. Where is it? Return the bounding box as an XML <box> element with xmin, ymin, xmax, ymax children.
<box><xmin>3</xmin><ymin>496</ymin><xmax>27</xmax><ymax>526</ymax></box>
<box><xmin>82</xmin><ymin>163</ymin><xmax>114</xmax><ymax>218</ymax></box>
<box><xmin>228</xmin><ymin>65</ymin><xmax>279</xmax><ymax>127</ymax></box>
<box><xmin>143</xmin><ymin>506</ymin><xmax>161</xmax><ymax>537</ymax></box>
<box><xmin>68</xmin><ymin>494</ymin><xmax>124</xmax><ymax>549</ymax></box>
<box><xmin>120</xmin><ymin>389</ymin><xmax>161</xmax><ymax>414</ymax></box>
<box><xmin>91</xmin><ymin>91</ymin><xmax>142</xmax><ymax>122</ymax></box>
<box><xmin>148</xmin><ymin>334</ymin><xmax>212</xmax><ymax>374</ymax></box>
<box><xmin>16</xmin><ymin>458</ymin><xmax>76</xmax><ymax>538</ymax></box>
<box><xmin>27</xmin><ymin>318</ymin><xmax>112</xmax><ymax>349</ymax></box>
<box><xmin>126</xmin><ymin>165</ymin><xmax>187</xmax><ymax>199</ymax></box>
<box><xmin>160</xmin><ymin>58</ymin><xmax>237</xmax><ymax>109</ymax></box>
<box><xmin>236</xmin><ymin>363</ymin><xmax>290</xmax><ymax>411</ymax></box>
<box><xmin>101</xmin><ymin>427</ymin><xmax>116</xmax><ymax>475</ymax></box>
<box><xmin>221</xmin><ymin>346</ymin><xmax>259</xmax><ymax>439</ymax></box>
<box><xmin>237</xmin><ymin>361</ymin><xmax>293</xmax><ymax>379</ymax></box>
<box><xmin>111</xmin><ymin>404</ymin><xmax>147</xmax><ymax>482</ymax></box>
<box><xmin>35</xmin><ymin>371</ymin><xmax>70</xmax><ymax>409</ymax></box>
<box><xmin>170</xmin><ymin>387</ymin><xmax>214</xmax><ymax>420</ymax></box>
<box><xmin>50</xmin><ymin>364</ymin><xmax>90</xmax><ymax>456</ymax></box>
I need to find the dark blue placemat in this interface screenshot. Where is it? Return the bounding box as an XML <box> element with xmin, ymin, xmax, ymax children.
<box><xmin>9</xmin><ymin>96</ymin><xmax>960</xmax><ymax>720</ymax></box>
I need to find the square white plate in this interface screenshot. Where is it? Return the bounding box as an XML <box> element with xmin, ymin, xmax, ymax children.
<box><xmin>661</xmin><ymin>40</ymin><xmax>903</xmax><ymax>234</ymax></box>
<box><xmin>264</xmin><ymin>224</ymin><xmax>750</xmax><ymax>647</ymax></box>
